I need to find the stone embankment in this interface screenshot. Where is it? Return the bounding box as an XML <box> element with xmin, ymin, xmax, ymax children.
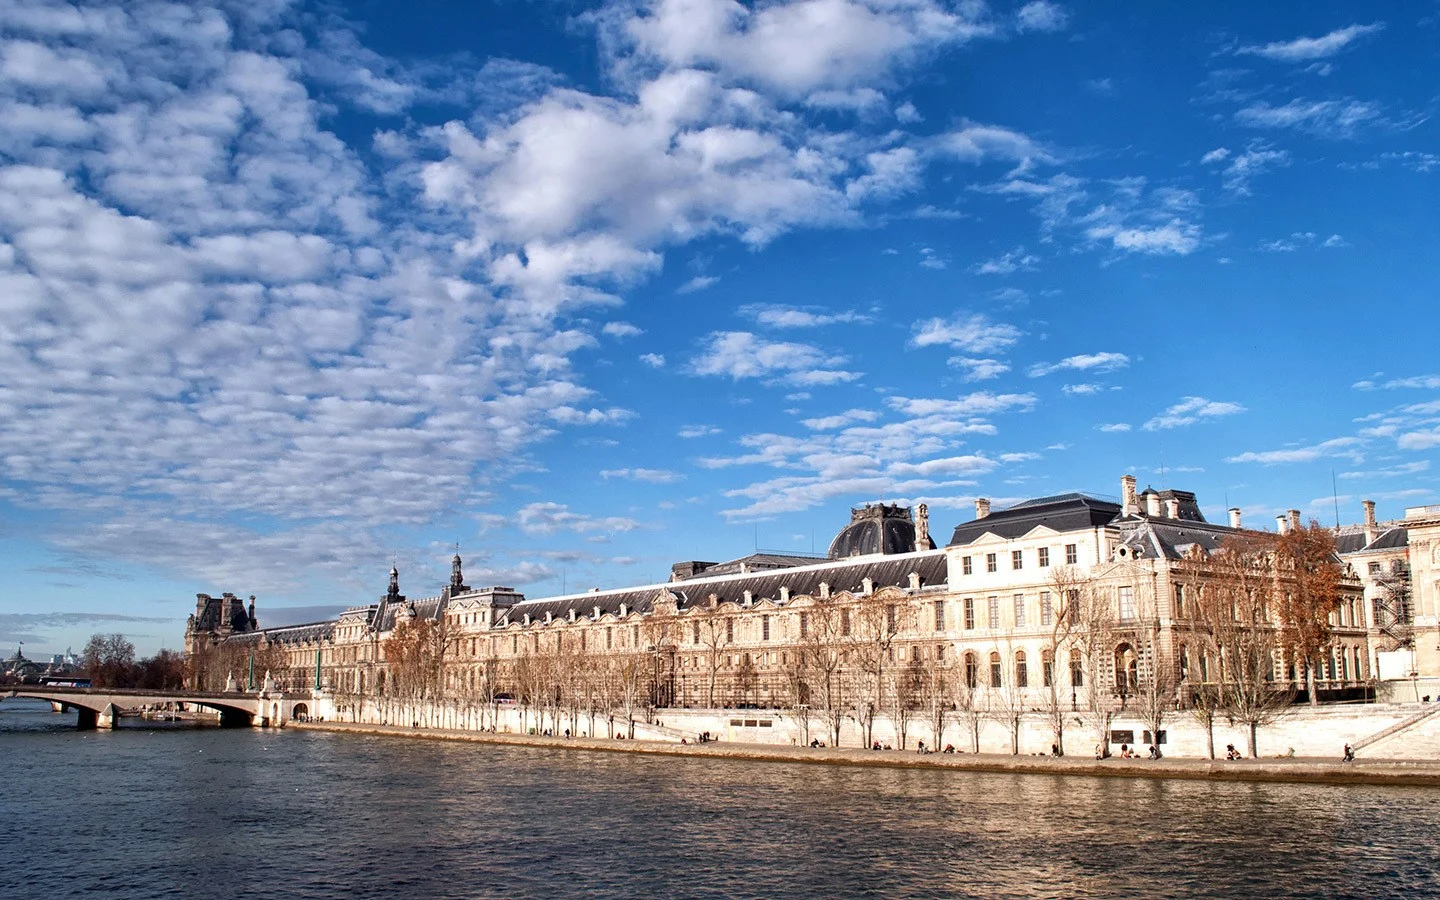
<box><xmin>292</xmin><ymin>721</ymin><xmax>1440</xmax><ymax>788</ymax></box>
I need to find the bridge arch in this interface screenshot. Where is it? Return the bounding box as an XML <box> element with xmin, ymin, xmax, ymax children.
<box><xmin>3</xmin><ymin>688</ymin><xmax>261</xmax><ymax>729</ymax></box>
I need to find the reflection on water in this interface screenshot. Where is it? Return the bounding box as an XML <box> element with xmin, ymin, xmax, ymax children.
<box><xmin>4</xmin><ymin>698</ymin><xmax>1439</xmax><ymax>898</ymax></box>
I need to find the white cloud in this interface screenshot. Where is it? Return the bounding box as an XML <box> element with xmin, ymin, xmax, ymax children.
<box><xmin>1339</xmin><ymin>461</ymin><xmax>1429</xmax><ymax>479</ymax></box>
<box><xmin>515</xmin><ymin>501</ymin><xmax>641</xmax><ymax>535</ymax></box>
<box><xmin>910</xmin><ymin>313</ymin><xmax>1022</xmax><ymax>354</ymax></box>
<box><xmin>600</xmin><ymin>468</ymin><xmax>682</xmax><ymax>483</ymax></box>
<box><xmin>894</xmin><ymin>101</ymin><xmax>922</xmax><ymax>123</ymax></box>
<box><xmin>616</xmin><ymin>0</ymin><xmax>996</xmax><ymax>97</ymax></box>
<box><xmin>678</xmin><ymin>424</ymin><xmax>722</xmax><ymax>438</ymax></box>
<box><xmin>690</xmin><ymin>330</ymin><xmax>859</xmax><ymax>386</ymax></box>
<box><xmin>1028</xmin><ymin>352</ymin><xmax>1130</xmax><ymax>377</ymax></box>
<box><xmin>602</xmin><ymin>321</ymin><xmax>644</xmax><ymax>338</ymax></box>
<box><xmin>971</xmin><ymin>246</ymin><xmax>1038</xmax><ymax>275</ymax></box>
<box><xmin>948</xmin><ymin>357</ymin><xmax>1010</xmax><ymax>382</ymax></box>
<box><xmin>1203</xmin><ymin>144</ymin><xmax>1289</xmax><ymax>195</ymax></box>
<box><xmin>1016</xmin><ymin>1</ymin><xmax>1069</xmax><ymax>33</ymax></box>
<box><xmin>1236</xmin><ymin>23</ymin><xmax>1384</xmax><ymax>62</ymax></box>
<box><xmin>932</xmin><ymin>122</ymin><xmax>1052</xmax><ymax>169</ymax></box>
<box><xmin>1062</xmin><ymin>383</ymin><xmax>1101</xmax><ymax>395</ymax></box>
<box><xmin>1087</xmin><ymin>219</ymin><xmax>1201</xmax><ymax>255</ymax></box>
<box><xmin>1142</xmin><ymin>396</ymin><xmax>1245</xmax><ymax>430</ymax></box>
<box><xmin>885</xmin><ymin>392</ymin><xmax>1037</xmax><ymax>418</ymax></box>
<box><xmin>1236</xmin><ymin>98</ymin><xmax>1384</xmax><ymax>138</ymax></box>
<box><xmin>1227</xmin><ymin>437</ymin><xmax>1364</xmax><ymax>464</ymax></box>
<box><xmin>1355</xmin><ymin>375</ymin><xmax>1440</xmax><ymax>391</ymax></box>
<box><xmin>640</xmin><ymin>352</ymin><xmax>666</xmax><ymax>367</ymax></box>
<box><xmin>1097</xmin><ymin>423</ymin><xmax>1131</xmax><ymax>433</ymax></box>
<box><xmin>802</xmin><ymin>408</ymin><xmax>881</xmax><ymax>430</ymax></box>
<box><xmin>1257</xmin><ymin>231</ymin><xmax>1348</xmax><ymax>253</ymax></box>
<box><xmin>677</xmin><ymin>274</ymin><xmax>719</xmax><ymax>294</ymax></box>
<box><xmin>740</xmin><ymin>304</ymin><xmax>870</xmax><ymax>328</ymax></box>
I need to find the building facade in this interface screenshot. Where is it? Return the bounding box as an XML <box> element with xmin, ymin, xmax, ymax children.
<box><xmin>185</xmin><ymin>475</ymin><xmax>1373</xmax><ymax>741</ymax></box>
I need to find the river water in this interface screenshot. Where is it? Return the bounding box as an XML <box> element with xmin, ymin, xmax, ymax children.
<box><xmin>3</xmin><ymin>698</ymin><xmax>1438</xmax><ymax>899</ymax></box>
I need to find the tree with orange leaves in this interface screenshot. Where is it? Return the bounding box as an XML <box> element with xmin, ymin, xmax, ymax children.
<box><xmin>1275</xmin><ymin>520</ymin><xmax>1344</xmax><ymax>706</ymax></box>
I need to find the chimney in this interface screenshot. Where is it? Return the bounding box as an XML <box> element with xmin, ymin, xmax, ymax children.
<box><xmin>1276</xmin><ymin>514</ymin><xmax>1288</xmax><ymax>535</ymax></box>
<box><xmin>862</xmin><ymin>577</ymin><xmax>874</xmax><ymax>595</ymax></box>
<box><xmin>593</xmin><ymin>606</ymin><xmax>601</xmax><ymax>620</ymax></box>
<box><xmin>1228</xmin><ymin>507</ymin><xmax>1242</xmax><ymax>529</ymax></box>
<box><xmin>780</xmin><ymin>586</ymin><xmax>790</xmax><ymax>603</ymax></box>
<box><xmin>1121</xmin><ymin>475</ymin><xmax>1138</xmax><ymax>516</ymax></box>
<box><xmin>1165</xmin><ymin>498</ymin><xmax>1181</xmax><ymax>519</ymax></box>
<box><xmin>1363</xmin><ymin>499</ymin><xmax>1377</xmax><ymax>545</ymax></box>
<box><xmin>1145</xmin><ymin>493</ymin><xmax>1162</xmax><ymax>517</ymax></box>
<box><xmin>567</xmin><ymin>608</ymin><xmax>576</xmax><ymax>622</ymax></box>
<box><xmin>975</xmin><ymin>498</ymin><xmax>991</xmax><ymax>520</ymax></box>
<box><xmin>1288</xmin><ymin>509</ymin><xmax>1301</xmax><ymax>532</ymax></box>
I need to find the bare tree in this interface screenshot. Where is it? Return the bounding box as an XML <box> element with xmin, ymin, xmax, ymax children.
<box><xmin>694</xmin><ymin>597</ymin><xmax>730</xmax><ymax>708</ymax></box>
<box><xmin>1051</xmin><ymin>566</ymin><xmax>1119</xmax><ymax>757</ymax></box>
<box><xmin>853</xmin><ymin>589</ymin><xmax>908</xmax><ymax>748</ymax></box>
<box><xmin>918</xmin><ymin>641</ymin><xmax>955</xmax><ymax>751</ymax></box>
<box><xmin>1193</xmin><ymin>532</ymin><xmax>1295</xmax><ymax>757</ymax></box>
<box><xmin>1276</xmin><ymin>520</ymin><xmax>1345</xmax><ymax>705</ymax></box>
<box><xmin>799</xmin><ymin>592</ymin><xmax>849</xmax><ymax>747</ymax></box>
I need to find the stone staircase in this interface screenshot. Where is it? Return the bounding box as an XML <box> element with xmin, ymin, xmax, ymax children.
<box><xmin>1354</xmin><ymin>706</ymin><xmax>1440</xmax><ymax>758</ymax></box>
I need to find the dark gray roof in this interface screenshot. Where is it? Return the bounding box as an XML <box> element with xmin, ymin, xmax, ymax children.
<box><xmin>829</xmin><ymin>504</ymin><xmax>934</xmax><ymax>558</ymax></box>
<box><xmin>497</xmin><ymin>551</ymin><xmax>949</xmax><ymax>626</ymax></box>
<box><xmin>948</xmin><ymin>493</ymin><xmax>1122</xmax><ymax>546</ymax></box>
<box><xmin>701</xmin><ymin>552</ymin><xmax>829</xmax><ymax>576</ymax></box>
<box><xmin>1336</xmin><ymin>524</ymin><xmax>1409</xmax><ymax>554</ymax></box>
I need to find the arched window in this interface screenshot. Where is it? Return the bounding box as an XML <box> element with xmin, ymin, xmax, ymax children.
<box><xmin>1070</xmin><ymin>650</ymin><xmax>1083</xmax><ymax>687</ymax></box>
<box><xmin>1114</xmin><ymin>643</ymin><xmax>1137</xmax><ymax>695</ymax></box>
<box><xmin>1178</xmin><ymin>644</ymin><xmax>1190</xmax><ymax>682</ymax></box>
<box><xmin>1015</xmin><ymin>650</ymin><xmax>1028</xmax><ymax>688</ymax></box>
<box><xmin>1200</xmin><ymin>651</ymin><xmax>1210</xmax><ymax>683</ymax></box>
<box><xmin>1339</xmin><ymin>648</ymin><xmax>1348</xmax><ymax>681</ymax></box>
<box><xmin>964</xmin><ymin>652</ymin><xmax>978</xmax><ymax>689</ymax></box>
<box><xmin>1042</xmin><ymin>650</ymin><xmax>1054</xmax><ymax>687</ymax></box>
<box><xmin>989</xmin><ymin>651</ymin><xmax>1003</xmax><ymax>688</ymax></box>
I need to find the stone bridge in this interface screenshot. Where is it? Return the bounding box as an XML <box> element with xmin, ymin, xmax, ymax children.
<box><xmin>2</xmin><ymin>685</ymin><xmax>314</xmax><ymax>728</ymax></box>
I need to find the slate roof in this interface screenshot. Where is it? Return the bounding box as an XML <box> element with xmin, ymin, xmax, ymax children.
<box><xmin>947</xmin><ymin>493</ymin><xmax>1122</xmax><ymax>546</ymax></box>
<box><xmin>1336</xmin><ymin>523</ymin><xmax>1409</xmax><ymax>555</ymax></box>
<box><xmin>496</xmin><ymin>550</ymin><xmax>949</xmax><ymax>626</ymax></box>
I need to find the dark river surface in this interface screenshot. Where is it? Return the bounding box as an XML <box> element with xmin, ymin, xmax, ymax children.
<box><xmin>4</xmin><ymin>698</ymin><xmax>1439</xmax><ymax>899</ymax></box>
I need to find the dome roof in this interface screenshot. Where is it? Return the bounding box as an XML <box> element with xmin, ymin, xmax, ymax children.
<box><xmin>827</xmin><ymin>504</ymin><xmax>934</xmax><ymax>558</ymax></box>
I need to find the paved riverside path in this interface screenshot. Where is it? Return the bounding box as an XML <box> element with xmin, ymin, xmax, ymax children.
<box><xmin>292</xmin><ymin>721</ymin><xmax>1440</xmax><ymax>788</ymax></box>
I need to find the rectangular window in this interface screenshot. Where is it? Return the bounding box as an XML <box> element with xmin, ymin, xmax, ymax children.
<box><xmin>886</xmin><ymin>604</ymin><xmax>897</xmax><ymax>633</ymax></box>
<box><xmin>934</xmin><ymin>600</ymin><xmax>945</xmax><ymax>631</ymax></box>
<box><xmin>963</xmin><ymin>598</ymin><xmax>975</xmax><ymax>630</ymax></box>
<box><xmin>1174</xmin><ymin>585</ymin><xmax>1186</xmax><ymax>618</ymax></box>
<box><xmin>1368</xmin><ymin>561</ymin><xmax>1381</xmax><ymax>575</ymax></box>
<box><xmin>799</xmin><ymin>612</ymin><xmax>808</xmax><ymax>638</ymax></box>
<box><xmin>605</xmin><ymin>628</ymin><xmax>612</xmax><ymax>650</ymax></box>
<box><xmin>1041</xmin><ymin>591</ymin><xmax>1053</xmax><ymax>627</ymax></box>
<box><xmin>990</xmin><ymin>655</ymin><xmax>1003</xmax><ymax>688</ymax></box>
<box><xmin>988</xmin><ymin>595</ymin><xmax>1000</xmax><ymax>629</ymax></box>
<box><xmin>726</xmin><ymin>619</ymin><xmax>734</xmax><ymax>643</ymax></box>
<box><xmin>1043</xmin><ymin>652</ymin><xmax>1054</xmax><ymax>687</ymax></box>
<box><xmin>1065</xmin><ymin>543</ymin><xmax>1078</xmax><ymax>565</ymax></box>
<box><xmin>762</xmin><ymin>615</ymin><xmax>770</xmax><ymax>641</ymax></box>
<box><xmin>1013</xmin><ymin>593</ymin><xmax>1026</xmax><ymax>627</ymax></box>
<box><xmin>1012</xmin><ymin>550</ymin><xmax>1023</xmax><ymax>570</ymax></box>
<box><xmin>841</xmin><ymin>609</ymin><xmax>851</xmax><ymax>636</ymax></box>
<box><xmin>693</xmin><ymin>622</ymin><xmax>700</xmax><ymax>644</ymax></box>
<box><xmin>1118</xmin><ymin>586</ymin><xmax>1136</xmax><ymax>620</ymax></box>
<box><xmin>1038</xmin><ymin>547</ymin><xmax>1050</xmax><ymax>567</ymax></box>
<box><xmin>986</xmin><ymin>553</ymin><xmax>998</xmax><ymax>573</ymax></box>
<box><xmin>962</xmin><ymin>555</ymin><xmax>973</xmax><ymax>575</ymax></box>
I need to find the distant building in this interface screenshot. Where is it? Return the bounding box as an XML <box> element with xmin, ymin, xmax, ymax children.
<box><xmin>186</xmin><ymin>474</ymin><xmax>1376</xmax><ymax>718</ymax></box>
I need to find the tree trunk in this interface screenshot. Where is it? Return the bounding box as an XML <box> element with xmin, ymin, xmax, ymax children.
<box><xmin>1306</xmin><ymin>662</ymin><xmax>1318</xmax><ymax>707</ymax></box>
<box><xmin>1247</xmin><ymin>720</ymin><xmax>1258</xmax><ymax>758</ymax></box>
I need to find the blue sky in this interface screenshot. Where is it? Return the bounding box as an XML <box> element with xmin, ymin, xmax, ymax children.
<box><xmin>1</xmin><ymin>0</ymin><xmax>1437</xmax><ymax>656</ymax></box>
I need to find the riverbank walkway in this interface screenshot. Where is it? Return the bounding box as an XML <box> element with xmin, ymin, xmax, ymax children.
<box><xmin>292</xmin><ymin>721</ymin><xmax>1440</xmax><ymax>788</ymax></box>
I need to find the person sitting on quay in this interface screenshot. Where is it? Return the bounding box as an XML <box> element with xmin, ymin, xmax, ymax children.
<box><xmin>916</xmin><ymin>740</ymin><xmax>926</xmax><ymax>754</ymax></box>
<box><xmin>1226</xmin><ymin>744</ymin><xmax>1241</xmax><ymax>760</ymax></box>
<box><xmin>1342</xmin><ymin>743</ymin><xmax>1355</xmax><ymax>763</ymax></box>
<box><xmin>1119</xmin><ymin>744</ymin><xmax>1133</xmax><ymax>759</ymax></box>
<box><xmin>1148</xmin><ymin>744</ymin><xmax>1161</xmax><ymax>760</ymax></box>
<box><xmin>944</xmin><ymin>744</ymin><xmax>956</xmax><ymax>753</ymax></box>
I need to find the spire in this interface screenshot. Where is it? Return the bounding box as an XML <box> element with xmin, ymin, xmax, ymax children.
<box><xmin>451</xmin><ymin>546</ymin><xmax>465</xmax><ymax>590</ymax></box>
<box><xmin>387</xmin><ymin>565</ymin><xmax>401</xmax><ymax>601</ymax></box>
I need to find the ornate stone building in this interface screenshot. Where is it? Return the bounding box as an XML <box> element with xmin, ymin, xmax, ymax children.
<box><xmin>186</xmin><ymin>475</ymin><xmax>1374</xmax><ymax>733</ymax></box>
